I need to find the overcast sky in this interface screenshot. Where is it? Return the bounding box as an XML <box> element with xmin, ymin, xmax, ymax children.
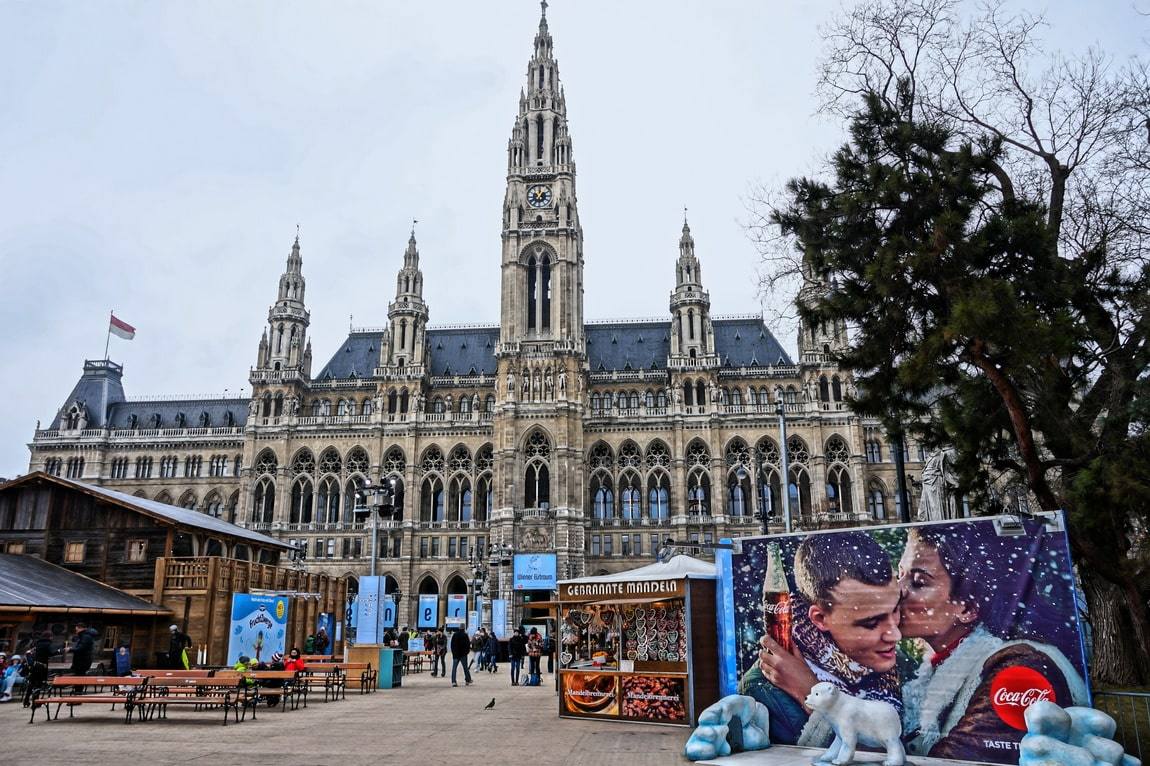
<box><xmin>0</xmin><ymin>0</ymin><xmax>1144</xmax><ymax>478</ymax></box>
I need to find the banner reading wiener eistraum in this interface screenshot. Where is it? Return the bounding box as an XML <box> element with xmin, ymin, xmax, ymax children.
<box><xmin>728</xmin><ymin>516</ymin><xmax>1089</xmax><ymax>765</ymax></box>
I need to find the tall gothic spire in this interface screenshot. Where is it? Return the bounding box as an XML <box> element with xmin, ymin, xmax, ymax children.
<box><xmin>508</xmin><ymin>0</ymin><xmax>572</xmax><ymax>171</ymax></box>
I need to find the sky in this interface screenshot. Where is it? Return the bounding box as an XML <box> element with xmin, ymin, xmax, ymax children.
<box><xmin>0</xmin><ymin>0</ymin><xmax>1144</xmax><ymax>478</ymax></box>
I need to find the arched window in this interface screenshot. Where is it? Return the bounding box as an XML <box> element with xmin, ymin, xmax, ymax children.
<box><xmin>317</xmin><ymin>476</ymin><xmax>340</xmax><ymax>524</ymax></box>
<box><xmin>592</xmin><ymin>477</ymin><xmax>614</xmax><ymax>519</ymax></box>
<box><xmin>291</xmin><ymin>479</ymin><xmax>313</xmax><ymax>524</ymax></box>
<box><xmin>527</xmin><ymin>255</ymin><xmax>538</xmax><ymax>331</ymax></box>
<box><xmin>252</xmin><ymin>478</ymin><xmax>275</xmax><ymax>524</ymax></box>
<box><xmin>687</xmin><ymin>475</ymin><xmax>710</xmax><ymax>515</ymax></box>
<box><xmin>647</xmin><ymin>474</ymin><xmax>670</xmax><ymax>521</ymax></box>
<box><xmin>789</xmin><ymin>467</ymin><xmax>812</xmax><ymax>517</ymax></box>
<box><xmin>388</xmin><ymin>390</ymin><xmax>398</xmax><ymax>413</ymax></box>
<box><xmin>540</xmin><ymin>254</ymin><xmax>551</xmax><ymax>331</ymax></box>
<box><xmin>819</xmin><ymin>376</ymin><xmax>830</xmax><ymax>402</ymax></box>
<box><xmin>696</xmin><ymin>381</ymin><xmax>706</xmax><ymax>410</ymax></box>
<box><xmin>867</xmin><ymin>482</ymin><xmax>886</xmax><ymax>520</ymax></box>
<box><xmin>619</xmin><ymin>473</ymin><xmax>640</xmax><ymax>520</ymax></box>
<box><xmin>524</xmin><ymin>431</ymin><xmax>551</xmax><ymax>509</ymax></box>
<box><xmin>832</xmin><ymin>376</ymin><xmax>843</xmax><ymax>401</ymax></box>
<box><xmin>420</xmin><ymin>476</ymin><xmax>445</xmax><ymax>523</ymax></box>
<box><xmin>400</xmin><ymin>389</ymin><xmax>410</xmax><ymax>412</ymax></box>
<box><xmin>475</xmin><ymin>474</ymin><xmax>491</xmax><ymax>523</ymax></box>
<box><xmin>727</xmin><ymin>482</ymin><xmax>746</xmax><ymax>516</ymax></box>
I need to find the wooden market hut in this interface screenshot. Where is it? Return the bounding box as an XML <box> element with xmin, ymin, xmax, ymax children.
<box><xmin>0</xmin><ymin>472</ymin><xmax>348</xmax><ymax>667</ymax></box>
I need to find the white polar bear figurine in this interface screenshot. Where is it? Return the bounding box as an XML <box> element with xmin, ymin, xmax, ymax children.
<box><xmin>804</xmin><ymin>682</ymin><xmax>906</xmax><ymax>766</ymax></box>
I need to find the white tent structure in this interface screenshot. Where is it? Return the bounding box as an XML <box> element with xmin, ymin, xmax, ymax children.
<box><xmin>557</xmin><ymin>554</ymin><xmax>716</xmax><ymax>586</ymax></box>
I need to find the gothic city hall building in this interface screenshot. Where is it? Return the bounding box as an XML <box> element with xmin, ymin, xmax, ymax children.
<box><xmin>28</xmin><ymin>9</ymin><xmax>924</xmax><ymax>627</ymax></box>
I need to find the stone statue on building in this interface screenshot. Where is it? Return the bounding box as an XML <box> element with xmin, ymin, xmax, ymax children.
<box><xmin>558</xmin><ymin>369</ymin><xmax>567</xmax><ymax>395</ymax></box>
<box><xmin>248</xmin><ymin>398</ymin><xmax>260</xmax><ymax>417</ymax></box>
<box><xmin>918</xmin><ymin>448</ymin><xmax>959</xmax><ymax>521</ymax></box>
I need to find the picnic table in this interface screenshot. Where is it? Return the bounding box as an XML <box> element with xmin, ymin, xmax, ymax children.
<box><xmin>404</xmin><ymin>650</ymin><xmax>434</xmax><ymax>673</ymax></box>
<box><xmin>29</xmin><ymin>675</ymin><xmax>148</xmax><ymax>724</ymax></box>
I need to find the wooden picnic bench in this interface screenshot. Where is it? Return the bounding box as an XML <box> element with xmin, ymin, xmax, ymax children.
<box><xmin>300</xmin><ymin>654</ymin><xmax>335</xmax><ymax>663</ymax></box>
<box><xmin>248</xmin><ymin>670</ymin><xmax>303</xmax><ymax>711</ymax></box>
<box><xmin>141</xmin><ymin>675</ymin><xmax>257</xmax><ymax>725</ymax></box>
<box><xmin>321</xmin><ymin>662</ymin><xmax>375</xmax><ymax>694</ymax></box>
<box><xmin>404</xmin><ymin>650</ymin><xmax>433</xmax><ymax>673</ymax></box>
<box><xmin>300</xmin><ymin>663</ymin><xmax>345</xmax><ymax>704</ymax></box>
<box><xmin>28</xmin><ymin>676</ymin><xmax>148</xmax><ymax>724</ymax></box>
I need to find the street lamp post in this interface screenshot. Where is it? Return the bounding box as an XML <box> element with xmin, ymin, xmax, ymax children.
<box><xmin>354</xmin><ymin>477</ymin><xmax>398</xmax><ymax>578</ymax></box>
<box><xmin>776</xmin><ymin>399</ymin><xmax>793</xmax><ymax>533</ymax></box>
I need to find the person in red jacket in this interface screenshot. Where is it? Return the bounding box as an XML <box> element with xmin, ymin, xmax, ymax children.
<box><xmin>284</xmin><ymin>647</ymin><xmax>306</xmax><ymax>673</ymax></box>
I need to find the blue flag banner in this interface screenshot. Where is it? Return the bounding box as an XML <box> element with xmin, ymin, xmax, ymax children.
<box><xmin>380</xmin><ymin>596</ymin><xmax>397</xmax><ymax>629</ymax></box>
<box><xmin>467</xmin><ymin>610</ymin><xmax>479</xmax><ymax>633</ymax></box>
<box><xmin>492</xmin><ymin>599</ymin><xmax>508</xmax><ymax>639</ymax></box>
<box><xmin>418</xmin><ymin>594</ymin><xmax>439</xmax><ymax>628</ymax></box>
<box><xmin>447</xmin><ymin>594</ymin><xmax>467</xmax><ymax>620</ymax></box>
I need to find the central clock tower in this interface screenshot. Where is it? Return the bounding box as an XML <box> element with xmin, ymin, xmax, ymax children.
<box><xmin>493</xmin><ymin>3</ymin><xmax>586</xmax><ymax>580</ymax></box>
<box><xmin>498</xmin><ymin>2</ymin><xmax>583</xmax><ymax>354</ymax></box>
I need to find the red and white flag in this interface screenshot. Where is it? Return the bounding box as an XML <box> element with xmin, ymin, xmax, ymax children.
<box><xmin>109</xmin><ymin>314</ymin><xmax>136</xmax><ymax>340</ymax></box>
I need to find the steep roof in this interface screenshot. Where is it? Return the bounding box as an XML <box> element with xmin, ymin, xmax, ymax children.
<box><xmin>49</xmin><ymin>360</ymin><xmax>126</xmax><ymax>429</ymax></box>
<box><xmin>105</xmin><ymin>399</ymin><xmax>248</xmax><ymax>429</ymax></box>
<box><xmin>317</xmin><ymin>317</ymin><xmax>792</xmax><ymax>380</ymax></box>
<box><xmin>0</xmin><ymin>474</ymin><xmax>292</xmax><ymax>550</ymax></box>
<box><xmin>0</xmin><ymin>554</ymin><xmax>170</xmax><ymax>614</ymax></box>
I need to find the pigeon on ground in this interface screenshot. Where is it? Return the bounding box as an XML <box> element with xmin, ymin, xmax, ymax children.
<box><xmin>484</xmin><ymin>698</ymin><xmax>496</xmax><ymax>710</ymax></box>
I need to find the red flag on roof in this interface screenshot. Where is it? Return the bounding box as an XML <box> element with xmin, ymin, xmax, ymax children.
<box><xmin>109</xmin><ymin>314</ymin><xmax>136</xmax><ymax>340</ymax></box>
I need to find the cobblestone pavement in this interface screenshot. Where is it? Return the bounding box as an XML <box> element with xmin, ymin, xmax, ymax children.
<box><xmin>1</xmin><ymin>669</ymin><xmax>688</xmax><ymax>766</ymax></box>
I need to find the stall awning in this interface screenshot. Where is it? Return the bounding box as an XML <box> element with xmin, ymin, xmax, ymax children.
<box><xmin>556</xmin><ymin>554</ymin><xmax>716</xmax><ymax>586</ymax></box>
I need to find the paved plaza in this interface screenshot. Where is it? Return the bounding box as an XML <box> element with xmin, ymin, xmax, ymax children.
<box><xmin>1</xmin><ymin>669</ymin><xmax>687</xmax><ymax>766</ymax></box>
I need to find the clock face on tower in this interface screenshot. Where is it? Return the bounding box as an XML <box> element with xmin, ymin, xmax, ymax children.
<box><xmin>526</xmin><ymin>185</ymin><xmax>553</xmax><ymax>208</ymax></box>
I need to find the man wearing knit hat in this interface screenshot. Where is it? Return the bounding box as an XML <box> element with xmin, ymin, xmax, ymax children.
<box><xmin>168</xmin><ymin>624</ymin><xmax>192</xmax><ymax>670</ymax></box>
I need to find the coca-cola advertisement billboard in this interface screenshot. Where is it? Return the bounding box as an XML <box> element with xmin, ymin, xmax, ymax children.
<box><xmin>724</xmin><ymin>515</ymin><xmax>1090</xmax><ymax>765</ymax></box>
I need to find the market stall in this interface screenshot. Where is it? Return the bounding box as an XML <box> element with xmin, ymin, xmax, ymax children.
<box><xmin>555</xmin><ymin>555</ymin><xmax>719</xmax><ymax>726</ymax></box>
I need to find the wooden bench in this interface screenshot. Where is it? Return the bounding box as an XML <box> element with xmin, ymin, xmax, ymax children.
<box><xmin>300</xmin><ymin>654</ymin><xmax>336</xmax><ymax>663</ymax></box>
<box><xmin>28</xmin><ymin>676</ymin><xmax>148</xmax><ymax>724</ymax></box>
<box><xmin>404</xmin><ymin>650</ymin><xmax>433</xmax><ymax>673</ymax></box>
<box><xmin>141</xmin><ymin>676</ymin><xmax>256</xmax><ymax>725</ymax></box>
<box><xmin>323</xmin><ymin>662</ymin><xmax>375</xmax><ymax>695</ymax></box>
<box><xmin>248</xmin><ymin>670</ymin><xmax>302</xmax><ymax>711</ymax></box>
<box><xmin>300</xmin><ymin>664</ymin><xmax>345</xmax><ymax>704</ymax></box>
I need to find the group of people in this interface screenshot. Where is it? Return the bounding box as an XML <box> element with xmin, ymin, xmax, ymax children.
<box><xmin>377</xmin><ymin>624</ymin><xmax>554</xmax><ymax>688</ymax></box>
<box><xmin>739</xmin><ymin>525</ymin><xmax>1089</xmax><ymax>761</ymax></box>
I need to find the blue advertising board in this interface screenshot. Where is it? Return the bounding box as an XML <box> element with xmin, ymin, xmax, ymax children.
<box><xmin>513</xmin><ymin>553</ymin><xmax>557</xmax><ymax>590</ymax></box>
<box><xmin>491</xmin><ymin>598</ymin><xmax>508</xmax><ymax>639</ymax></box>
<box><xmin>417</xmin><ymin>594</ymin><xmax>439</xmax><ymax>628</ymax></box>
<box><xmin>226</xmin><ymin>593</ymin><xmax>289</xmax><ymax>665</ymax></box>
<box><xmin>356</xmin><ymin>576</ymin><xmax>383</xmax><ymax>644</ymax></box>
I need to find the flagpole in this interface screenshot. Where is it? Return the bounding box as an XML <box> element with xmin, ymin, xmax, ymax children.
<box><xmin>104</xmin><ymin>310</ymin><xmax>113</xmax><ymax>361</ymax></box>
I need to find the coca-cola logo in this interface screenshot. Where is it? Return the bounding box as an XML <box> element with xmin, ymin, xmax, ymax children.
<box><xmin>762</xmin><ymin>601</ymin><xmax>791</xmax><ymax>615</ymax></box>
<box><xmin>990</xmin><ymin>666</ymin><xmax>1055</xmax><ymax>730</ymax></box>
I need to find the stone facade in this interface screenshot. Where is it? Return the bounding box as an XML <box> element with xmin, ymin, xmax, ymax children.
<box><xmin>26</xmin><ymin>8</ymin><xmax>941</xmax><ymax>630</ymax></box>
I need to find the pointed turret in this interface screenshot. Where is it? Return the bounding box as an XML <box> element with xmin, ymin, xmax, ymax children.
<box><xmin>381</xmin><ymin>228</ymin><xmax>430</xmax><ymax>372</ymax></box>
<box><xmin>668</xmin><ymin>214</ymin><xmax>717</xmax><ymax>366</ymax></box>
<box><xmin>251</xmin><ymin>231</ymin><xmax>311</xmax><ymax>393</ymax></box>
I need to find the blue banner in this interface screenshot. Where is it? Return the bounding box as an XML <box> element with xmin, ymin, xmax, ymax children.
<box><xmin>492</xmin><ymin>598</ymin><xmax>508</xmax><ymax>639</ymax></box>
<box><xmin>513</xmin><ymin>553</ymin><xmax>557</xmax><ymax>590</ymax></box>
<box><xmin>356</xmin><ymin>576</ymin><xmax>383</xmax><ymax>644</ymax></box>
<box><xmin>446</xmin><ymin>594</ymin><xmax>467</xmax><ymax>627</ymax></box>
<box><xmin>467</xmin><ymin>610</ymin><xmax>479</xmax><ymax>633</ymax></box>
<box><xmin>316</xmin><ymin>613</ymin><xmax>334</xmax><ymax>655</ymax></box>
<box><xmin>226</xmin><ymin>593</ymin><xmax>289</xmax><ymax>665</ymax></box>
<box><xmin>417</xmin><ymin>594</ymin><xmax>439</xmax><ymax>628</ymax></box>
<box><xmin>380</xmin><ymin>595</ymin><xmax>397</xmax><ymax>628</ymax></box>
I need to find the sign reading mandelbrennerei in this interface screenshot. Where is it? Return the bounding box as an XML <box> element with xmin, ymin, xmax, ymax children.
<box><xmin>559</xmin><ymin>578</ymin><xmax>686</xmax><ymax>601</ymax></box>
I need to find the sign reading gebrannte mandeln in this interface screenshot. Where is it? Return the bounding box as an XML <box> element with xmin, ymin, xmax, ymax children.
<box><xmin>559</xmin><ymin>578</ymin><xmax>686</xmax><ymax>600</ymax></box>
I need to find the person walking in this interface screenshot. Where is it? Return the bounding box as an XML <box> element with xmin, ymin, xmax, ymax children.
<box><xmin>471</xmin><ymin>627</ymin><xmax>487</xmax><ymax>671</ymax></box>
<box><xmin>508</xmin><ymin>628</ymin><xmax>527</xmax><ymax>686</ymax></box>
<box><xmin>526</xmin><ymin>627</ymin><xmax>543</xmax><ymax>684</ymax></box>
<box><xmin>432</xmin><ymin>628</ymin><xmax>447</xmax><ymax>678</ymax></box>
<box><xmin>449</xmin><ymin>627</ymin><xmax>473</xmax><ymax>687</ymax></box>
<box><xmin>485</xmin><ymin>629</ymin><xmax>500</xmax><ymax>674</ymax></box>
<box><xmin>168</xmin><ymin>624</ymin><xmax>192</xmax><ymax>669</ymax></box>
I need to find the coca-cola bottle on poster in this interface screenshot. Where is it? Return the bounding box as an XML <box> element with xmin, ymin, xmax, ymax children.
<box><xmin>762</xmin><ymin>542</ymin><xmax>794</xmax><ymax>653</ymax></box>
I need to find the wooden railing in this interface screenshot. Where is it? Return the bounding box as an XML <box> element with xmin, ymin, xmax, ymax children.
<box><xmin>158</xmin><ymin>557</ymin><xmax>332</xmax><ymax>595</ymax></box>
